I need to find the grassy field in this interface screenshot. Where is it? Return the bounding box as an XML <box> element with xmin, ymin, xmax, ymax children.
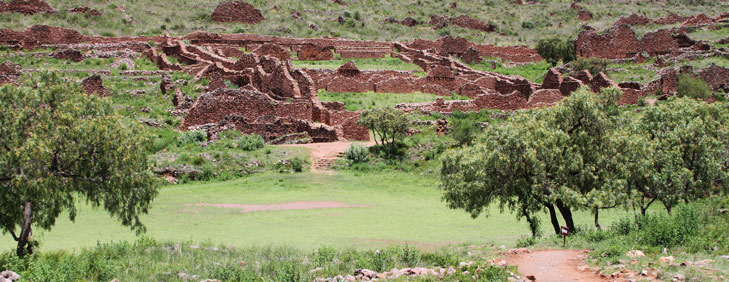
<box><xmin>318</xmin><ymin>90</ymin><xmax>468</xmax><ymax>111</ymax></box>
<box><xmin>1</xmin><ymin>170</ymin><xmax>640</xmax><ymax>253</ymax></box>
<box><xmin>0</xmin><ymin>0</ymin><xmax>724</xmax><ymax>45</ymax></box>
<box><xmin>293</xmin><ymin>56</ymin><xmax>423</xmax><ymax>72</ymax></box>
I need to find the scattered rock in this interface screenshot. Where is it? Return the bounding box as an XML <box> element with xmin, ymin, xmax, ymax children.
<box><xmin>626</xmin><ymin>250</ymin><xmax>645</xmax><ymax>258</ymax></box>
<box><xmin>578</xmin><ymin>10</ymin><xmax>593</xmax><ymax>21</ymax></box>
<box><xmin>659</xmin><ymin>256</ymin><xmax>675</xmax><ymax>263</ymax></box>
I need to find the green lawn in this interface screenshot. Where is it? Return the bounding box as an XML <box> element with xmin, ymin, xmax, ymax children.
<box><xmin>318</xmin><ymin>90</ymin><xmax>469</xmax><ymax>111</ymax></box>
<box><xmin>1</xmin><ymin>170</ymin><xmax>638</xmax><ymax>253</ymax></box>
<box><xmin>292</xmin><ymin>56</ymin><xmax>422</xmax><ymax>72</ymax></box>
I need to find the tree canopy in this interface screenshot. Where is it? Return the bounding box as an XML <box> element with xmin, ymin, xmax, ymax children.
<box><xmin>441</xmin><ymin>87</ymin><xmax>729</xmax><ymax>237</ymax></box>
<box><xmin>0</xmin><ymin>73</ymin><xmax>158</xmax><ymax>257</ymax></box>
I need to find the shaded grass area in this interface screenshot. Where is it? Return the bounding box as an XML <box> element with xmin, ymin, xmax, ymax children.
<box><xmin>0</xmin><ymin>171</ymin><xmax>636</xmax><ymax>253</ymax></box>
<box><xmin>293</xmin><ymin>56</ymin><xmax>422</xmax><ymax>71</ymax></box>
<box><xmin>317</xmin><ymin>90</ymin><xmax>469</xmax><ymax>111</ymax></box>
<box><xmin>0</xmin><ymin>240</ymin><xmax>512</xmax><ymax>282</ymax></box>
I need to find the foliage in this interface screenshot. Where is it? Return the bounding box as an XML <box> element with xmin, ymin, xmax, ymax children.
<box><xmin>236</xmin><ymin>134</ymin><xmax>265</xmax><ymax>151</ymax></box>
<box><xmin>178</xmin><ymin>130</ymin><xmax>207</xmax><ymax>145</ymax></box>
<box><xmin>0</xmin><ymin>72</ymin><xmax>157</xmax><ymax>257</ymax></box>
<box><xmin>357</xmin><ymin>108</ymin><xmax>409</xmax><ymax>157</ymax></box>
<box><xmin>344</xmin><ymin>144</ymin><xmax>370</xmax><ymax>164</ymax></box>
<box><xmin>0</xmin><ymin>239</ymin><xmax>511</xmax><ymax>282</ymax></box>
<box><xmin>676</xmin><ymin>73</ymin><xmax>713</xmax><ymax>99</ymax></box>
<box><xmin>571</xmin><ymin>57</ymin><xmax>611</xmax><ymax>76</ymax></box>
<box><xmin>441</xmin><ymin>87</ymin><xmax>729</xmax><ymax>238</ymax></box>
<box><xmin>448</xmin><ymin>111</ymin><xmax>484</xmax><ymax>146</ymax></box>
<box><xmin>535</xmin><ymin>37</ymin><xmax>575</xmax><ymax>66</ymax></box>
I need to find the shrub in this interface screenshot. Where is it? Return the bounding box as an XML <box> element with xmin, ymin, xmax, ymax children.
<box><xmin>571</xmin><ymin>57</ymin><xmax>610</xmax><ymax>76</ymax></box>
<box><xmin>344</xmin><ymin>144</ymin><xmax>370</xmax><ymax>164</ymax></box>
<box><xmin>521</xmin><ymin>21</ymin><xmax>535</xmax><ymax>29</ymax></box>
<box><xmin>536</xmin><ymin>37</ymin><xmax>575</xmax><ymax>66</ymax></box>
<box><xmin>515</xmin><ymin>236</ymin><xmax>536</xmax><ymax>247</ymax></box>
<box><xmin>236</xmin><ymin>134</ymin><xmax>265</xmax><ymax>151</ymax></box>
<box><xmin>178</xmin><ymin>130</ymin><xmax>206</xmax><ymax>145</ymax></box>
<box><xmin>289</xmin><ymin>157</ymin><xmax>306</xmax><ymax>172</ymax></box>
<box><xmin>676</xmin><ymin>73</ymin><xmax>712</xmax><ymax>99</ymax></box>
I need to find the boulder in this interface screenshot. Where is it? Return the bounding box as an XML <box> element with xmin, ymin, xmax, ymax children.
<box><xmin>81</xmin><ymin>75</ymin><xmax>109</xmax><ymax>96</ymax></box>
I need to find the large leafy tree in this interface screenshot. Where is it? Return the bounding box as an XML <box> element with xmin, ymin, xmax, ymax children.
<box><xmin>536</xmin><ymin>37</ymin><xmax>576</xmax><ymax>67</ymax></box>
<box><xmin>0</xmin><ymin>73</ymin><xmax>158</xmax><ymax>257</ymax></box>
<box><xmin>441</xmin><ymin>88</ymin><xmax>630</xmax><ymax>235</ymax></box>
<box><xmin>636</xmin><ymin>97</ymin><xmax>729</xmax><ymax>214</ymax></box>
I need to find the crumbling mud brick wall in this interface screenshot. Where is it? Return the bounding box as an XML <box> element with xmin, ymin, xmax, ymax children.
<box><xmin>575</xmin><ymin>25</ymin><xmax>685</xmax><ymax>59</ymax></box>
<box><xmin>0</xmin><ymin>0</ymin><xmax>53</xmax><ymax>15</ymax></box>
<box><xmin>211</xmin><ymin>1</ymin><xmax>264</xmax><ymax>24</ymax></box>
<box><xmin>297</xmin><ymin>44</ymin><xmax>333</xmax><ymax>61</ymax></box>
<box><xmin>81</xmin><ymin>75</ymin><xmax>109</xmax><ymax>96</ymax></box>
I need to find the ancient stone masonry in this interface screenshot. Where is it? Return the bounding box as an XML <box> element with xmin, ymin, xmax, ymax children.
<box><xmin>0</xmin><ymin>0</ymin><xmax>53</xmax><ymax>15</ymax></box>
<box><xmin>385</xmin><ymin>17</ymin><xmax>419</xmax><ymax>27</ymax></box>
<box><xmin>0</xmin><ymin>61</ymin><xmax>21</xmax><ymax>86</ymax></box>
<box><xmin>211</xmin><ymin>1</ymin><xmax>264</xmax><ymax>24</ymax></box>
<box><xmin>69</xmin><ymin>6</ymin><xmax>101</xmax><ymax>18</ymax></box>
<box><xmin>577</xmin><ymin>10</ymin><xmax>593</xmax><ymax>21</ymax></box>
<box><xmin>138</xmin><ymin>37</ymin><xmax>369</xmax><ymax>142</ymax></box>
<box><xmin>575</xmin><ymin>25</ymin><xmax>691</xmax><ymax>59</ymax></box>
<box><xmin>406</xmin><ymin>36</ymin><xmax>542</xmax><ymax>63</ymax></box>
<box><xmin>81</xmin><ymin>75</ymin><xmax>110</xmax><ymax>96</ymax></box>
<box><xmin>0</xmin><ymin>25</ymin><xmax>85</xmax><ymax>49</ymax></box>
<box><xmin>297</xmin><ymin>44</ymin><xmax>333</xmax><ymax>61</ymax></box>
<box><xmin>613</xmin><ymin>14</ymin><xmax>652</xmax><ymax>26</ymax></box>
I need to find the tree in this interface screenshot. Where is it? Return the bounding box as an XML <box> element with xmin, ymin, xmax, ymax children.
<box><xmin>0</xmin><ymin>73</ymin><xmax>158</xmax><ymax>258</ymax></box>
<box><xmin>441</xmin><ymin>88</ymin><xmax>630</xmax><ymax>235</ymax></box>
<box><xmin>441</xmin><ymin>112</ymin><xmax>569</xmax><ymax>237</ymax></box>
<box><xmin>357</xmin><ymin>107</ymin><xmax>409</xmax><ymax>157</ymax></box>
<box><xmin>636</xmin><ymin>97</ymin><xmax>729</xmax><ymax>214</ymax></box>
<box><xmin>536</xmin><ymin>37</ymin><xmax>575</xmax><ymax>67</ymax></box>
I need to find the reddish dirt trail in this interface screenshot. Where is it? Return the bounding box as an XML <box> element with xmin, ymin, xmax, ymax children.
<box><xmin>281</xmin><ymin>141</ymin><xmax>374</xmax><ymax>173</ymax></box>
<box><xmin>507</xmin><ymin>249</ymin><xmax>606</xmax><ymax>282</ymax></box>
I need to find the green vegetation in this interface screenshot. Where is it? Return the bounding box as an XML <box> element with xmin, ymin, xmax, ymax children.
<box><xmin>571</xmin><ymin>57</ymin><xmax>611</xmax><ymax>76</ymax></box>
<box><xmin>292</xmin><ymin>56</ymin><xmax>421</xmax><ymax>71</ymax></box>
<box><xmin>468</xmin><ymin>59</ymin><xmax>551</xmax><ymax>83</ymax></box>
<box><xmin>0</xmin><ymin>0</ymin><xmax>724</xmax><ymax>45</ymax></box>
<box><xmin>441</xmin><ymin>87</ymin><xmax>729</xmax><ymax>238</ymax></box>
<box><xmin>317</xmin><ymin>90</ymin><xmax>468</xmax><ymax>111</ymax></box>
<box><xmin>0</xmin><ymin>239</ymin><xmax>512</xmax><ymax>281</ymax></box>
<box><xmin>358</xmin><ymin>108</ymin><xmax>410</xmax><ymax>158</ymax></box>
<box><xmin>0</xmin><ymin>72</ymin><xmax>157</xmax><ymax>258</ymax></box>
<box><xmin>535</xmin><ymin>37</ymin><xmax>575</xmax><ymax>66</ymax></box>
<box><xmin>676</xmin><ymin>73</ymin><xmax>713</xmax><ymax>99</ymax></box>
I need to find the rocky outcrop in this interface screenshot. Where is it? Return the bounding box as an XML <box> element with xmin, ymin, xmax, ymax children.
<box><xmin>614</xmin><ymin>14</ymin><xmax>652</xmax><ymax>26</ymax></box>
<box><xmin>69</xmin><ymin>6</ymin><xmax>101</xmax><ymax>18</ymax></box>
<box><xmin>211</xmin><ymin>1</ymin><xmax>264</xmax><ymax>24</ymax></box>
<box><xmin>577</xmin><ymin>10</ymin><xmax>593</xmax><ymax>21</ymax></box>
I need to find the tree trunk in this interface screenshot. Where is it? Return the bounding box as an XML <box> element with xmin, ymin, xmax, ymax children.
<box><xmin>555</xmin><ymin>199</ymin><xmax>575</xmax><ymax>232</ymax></box>
<box><xmin>546</xmin><ymin>204</ymin><xmax>561</xmax><ymax>235</ymax></box>
<box><xmin>16</xmin><ymin>201</ymin><xmax>33</xmax><ymax>258</ymax></box>
<box><xmin>594</xmin><ymin>207</ymin><xmax>601</xmax><ymax>230</ymax></box>
<box><xmin>522</xmin><ymin>207</ymin><xmax>539</xmax><ymax>238</ymax></box>
<box><xmin>665</xmin><ymin>203</ymin><xmax>672</xmax><ymax>215</ymax></box>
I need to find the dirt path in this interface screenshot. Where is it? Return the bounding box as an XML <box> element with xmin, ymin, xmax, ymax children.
<box><xmin>281</xmin><ymin>141</ymin><xmax>374</xmax><ymax>173</ymax></box>
<box><xmin>507</xmin><ymin>249</ymin><xmax>606</xmax><ymax>282</ymax></box>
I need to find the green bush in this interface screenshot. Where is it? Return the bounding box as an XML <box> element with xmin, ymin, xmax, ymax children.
<box><xmin>236</xmin><ymin>134</ymin><xmax>265</xmax><ymax>151</ymax></box>
<box><xmin>515</xmin><ymin>236</ymin><xmax>536</xmax><ymax>247</ymax></box>
<box><xmin>178</xmin><ymin>130</ymin><xmax>206</xmax><ymax>145</ymax></box>
<box><xmin>344</xmin><ymin>144</ymin><xmax>370</xmax><ymax>164</ymax></box>
<box><xmin>570</xmin><ymin>57</ymin><xmax>611</xmax><ymax>76</ymax></box>
<box><xmin>536</xmin><ymin>37</ymin><xmax>575</xmax><ymax>66</ymax></box>
<box><xmin>676</xmin><ymin>73</ymin><xmax>712</xmax><ymax>99</ymax></box>
<box><xmin>290</xmin><ymin>157</ymin><xmax>306</xmax><ymax>173</ymax></box>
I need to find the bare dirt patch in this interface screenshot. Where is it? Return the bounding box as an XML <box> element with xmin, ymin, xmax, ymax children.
<box><xmin>188</xmin><ymin>201</ymin><xmax>369</xmax><ymax>213</ymax></box>
<box><xmin>507</xmin><ymin>249</ymin><xmax>606</xmax><ymax>282</ymax></box>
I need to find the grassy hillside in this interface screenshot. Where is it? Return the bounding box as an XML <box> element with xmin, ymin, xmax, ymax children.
<box><xmin>0</xmin><ymin>0</ymin><xmax>725</xmax><ymax>45</ymax></box>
